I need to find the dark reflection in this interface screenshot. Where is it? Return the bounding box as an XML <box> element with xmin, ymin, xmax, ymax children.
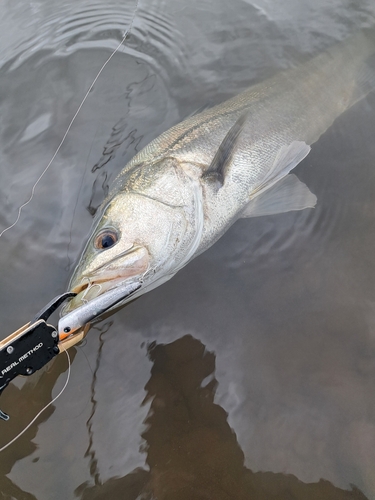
<box><xmin>0</xmin><ymin>351</ymin><xmax>75</xmax><ymax>500</ymax></box>
<box><xmin>78</xmin><ymin>335</ymin><xmax>368</xmax><ymax>500</ymax></box>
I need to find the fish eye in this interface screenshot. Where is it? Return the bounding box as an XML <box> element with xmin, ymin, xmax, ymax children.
<box><xmin>94</xmin><ymin>229</ymin><xmax>118</xmax><ymax>250</ymax></box>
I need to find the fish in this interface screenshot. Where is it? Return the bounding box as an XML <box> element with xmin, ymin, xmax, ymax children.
<box><xmin>64</xmin><ymin>31</ymin><xmax>375</xmax><ymax>313</ymax></box>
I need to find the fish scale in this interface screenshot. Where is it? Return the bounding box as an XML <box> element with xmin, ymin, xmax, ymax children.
<box><xmin>64</xmin><ymin>31</ymin><xmax>375</xmax><ymax>314</ymax></box>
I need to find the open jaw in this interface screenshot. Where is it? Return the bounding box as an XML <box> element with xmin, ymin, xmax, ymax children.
<box><xmin>64</xmin><ymin>246</ymin><xmax>150</xmax><ymax>313</ymax></box>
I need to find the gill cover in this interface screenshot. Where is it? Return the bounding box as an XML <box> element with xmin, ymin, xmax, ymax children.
<box><xmin>67</xmin><ymin>158</ymin><xmax>204</xmax><ymax>306</ymax></box>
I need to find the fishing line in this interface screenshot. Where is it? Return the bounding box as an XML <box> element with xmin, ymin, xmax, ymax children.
<box><xmin>0</xmin><ymin>0</ymin><xmax>140</xmax><ymax>455</ymax></box>
<box><xmin>0</xmin><ymin>350</ymin><xmax>71</xmax><ymax>453</ymax></box>
<box><xmin>0</xmin><ymin>0</ymin><xmax>140</xmax><ymax>239</ymax></box>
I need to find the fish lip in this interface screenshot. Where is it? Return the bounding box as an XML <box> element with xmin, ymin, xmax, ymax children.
<box><xmin>90</xmin><ymin>244</ymin><xmax>139</xmax><ymax>274</ymax></box>
<box><xmin>70</xmin><ymin>245</ymin><xmax>150</xmax><ymax>295</ymax></box>
<box><xmin>65</xmin><ymin>246</ymin><xmax>150</xmax><ymax>312</ymax></box>
<box><xmin>70</xmin><ymin>275</ymin><xmax>116</xmax><ymax>295</ymax></box>
<box><xmin>60</xmin><ymin>278</ymin><xmax>143</xmax><ymax>327</ymax></box>
<box><xmin>71</xmin><ymin>280</ymin><xmax>89</xmax><ymax>295</ymax></box>
<box><xmin>63</xmin><ymin>275</ymin><xmax>143</xmax><ymax>315</ymax></box>
<box><xmin>71</xmin><ymin>274</ymin><xmax>140</xmax><ymax>295</ymax></box>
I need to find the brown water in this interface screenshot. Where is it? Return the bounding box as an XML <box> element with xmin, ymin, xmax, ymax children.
<box><xmin>1</xmin><ymin>0</ymin><xmax>375</xmax><ymax>498</ymax></box>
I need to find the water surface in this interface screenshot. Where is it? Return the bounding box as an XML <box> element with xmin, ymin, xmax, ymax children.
<box><xmin>1</xmin><ymin>0</ymin><xmax>375</xmax><ymax>498</ymax></box>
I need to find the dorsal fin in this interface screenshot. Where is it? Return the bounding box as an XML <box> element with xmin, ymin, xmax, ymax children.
<box><xmin>202</xmin><ymin>111</ymin><xmax>249</xmax><ymax>187</ymax></box>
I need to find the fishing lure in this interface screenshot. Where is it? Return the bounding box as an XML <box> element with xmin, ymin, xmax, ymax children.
<box><xmin>0</xmin><ymin>281</ymin><xmax>140</xmax><ymax>420</ymax></box>
<box><xmin>0</xmin><ymin>0</ymin><xmax>140</xmax><ymax>426</ymax></box>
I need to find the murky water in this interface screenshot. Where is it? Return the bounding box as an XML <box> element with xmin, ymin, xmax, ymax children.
<box><xmin>1</xmin><ymin>0</ymin><xmax>375</xmax><ymax>498</ymax></box>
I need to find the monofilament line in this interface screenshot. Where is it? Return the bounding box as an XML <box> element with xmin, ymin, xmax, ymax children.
<box><xmin>0</xmin><ymin>0</ymin><xmax>139</xmax><ymax>239</ymax></box>
<box><xmin>0</xmin><ymin>350</ymin><xmax>71</xmax><ymax>453</ymax></box>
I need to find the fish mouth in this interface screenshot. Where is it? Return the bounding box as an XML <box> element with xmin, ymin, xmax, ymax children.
<box><xmin>63</xmin><ymin>245</ymin><xmax>149</xmax><ymax>314</ymax></box>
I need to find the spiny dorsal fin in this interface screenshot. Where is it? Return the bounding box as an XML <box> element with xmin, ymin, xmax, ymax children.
<box><xmin>202</xmin><ymin>111</ymin><xmax>249</xmax><ymax>187</ymax></box>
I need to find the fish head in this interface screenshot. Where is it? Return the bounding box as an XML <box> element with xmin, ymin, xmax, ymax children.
<box><xmin>64</xmin><ymin>158</ymin><xmax>203</xmax><ymax>312</ymax></box>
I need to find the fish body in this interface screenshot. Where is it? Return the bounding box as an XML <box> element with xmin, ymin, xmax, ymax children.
<box><xmin>65</xmin><ymin>32</ymin><xmax>375</xmax><ymax>311</ymax></box>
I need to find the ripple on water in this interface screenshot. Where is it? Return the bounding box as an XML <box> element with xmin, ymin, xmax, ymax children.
<box><xmin>0</xmin><ymin>0</ymin><xmax>188</xmax><ymax>241</ymax></box>
<box><xmin>2</xmin><ymin>1</ymin><xmax>375</xmax><ymax>498</ymax></box>
<box><xmin>2</xmin><ymin>0</ymin><xmax>187</xmax><ymax>75</ymax></box>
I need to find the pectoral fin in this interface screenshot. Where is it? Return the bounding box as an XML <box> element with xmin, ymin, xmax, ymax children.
<box><xmin>258</xmin><ymin>141</ymin><xmax>311</xmax><ymax>193</ymax></box>
<box><xmin>203</xmin><ymin>112</ymin><xmax>249</xmax><ymax>186</ymax></box>
<box><xmin>241</xmin><ymin>174</ymin><xmax>316</xmax><ymax>217</ymax></box>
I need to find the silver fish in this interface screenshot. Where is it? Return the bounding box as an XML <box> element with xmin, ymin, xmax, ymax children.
<box><xmin>64</xmin><ymin>31</ymin><xmax>375</xmax><ymax>313</ymax></box>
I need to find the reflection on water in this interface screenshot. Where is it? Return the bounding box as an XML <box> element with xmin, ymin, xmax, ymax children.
<box><xmin>77</xmin><ymin>335</ymin><xmax>368</xmax><ymax>500</ymax></box>
<box><xmin>0</xmin><ymin>352</ymin><xmax>74</xmax><ymax>499</ymax></box>
<box><xmin>1</xmin><ymin>0</ymin><xmax>375</xmax><ymax>498</ymax></box>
